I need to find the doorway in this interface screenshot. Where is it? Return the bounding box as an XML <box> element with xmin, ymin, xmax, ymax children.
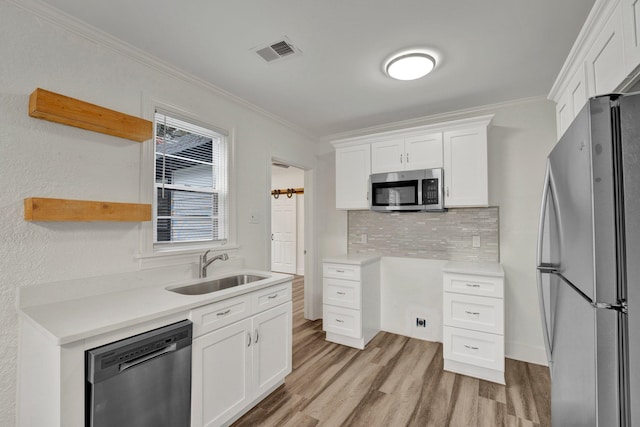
<box><xmin>270</xmin><ymin>162</ymin><xmax>305</xmax><ymax>276</ymax></box>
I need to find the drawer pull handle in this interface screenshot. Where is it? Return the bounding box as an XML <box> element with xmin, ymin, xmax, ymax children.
<box><xmin>464</xmin><ymin>345</ymin><xmax>479</xmax><ymax>350</ymax></box>
<box><xmin>466</xmin><ymin>283</ymin><xmax>481</xmax><ymax>288</ymax></box>
<box><xmin>336</xmin><ymin>319</ymin><xmax>344</xmax><ymax>323</ymax></box>
<box><xmin>216</xmin><ymin>309</ymin><xmax>231</xmax><ymax>316</ymax></box>
<box><xmin>336</xmin><ymin>291</ymin><xmax>346</xmax><ymax>295</ymax></box>
<box><xmin>268</xmin><ymin>294</ymin><xmax>278</xmax><ymax>299</ymax></box>
<box><xmin>247</xmin><ymin>332</ymin><xmax>252</xmax><ymax>347</ymax></box>
<box><xmin>465</xmin><ymin>311</ymin><xmax>480</xmax><ymax>316</ymax></box>
<box><xmin>336</xmin><ymin>269</ymin><xmax>345</xmax><ymax>273</ymax></box>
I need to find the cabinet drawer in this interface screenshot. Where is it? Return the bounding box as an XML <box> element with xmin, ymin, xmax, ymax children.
<box><xmin>444</xmin><ymin>273</ymin><xmax>503</xmax><ymax>298</ymax></box>
<box><xmin>252</xmin><ymin>283</ymin><xmax>292</xmax><ymax>312</ymax></box>
<box><xmin>323</xmin><ymin>277</ymin><xmax>361</xmax><ymax>309</ymax></box>
<box><xmin>190</xmin><ymin>294</ymin><xmax>252</xmax><ymax>338</ymax></box>
<box><xmin>323</xmin><ymin>263</ymin><xmax>361</xmax><ymax>281</ymax></box>
<box><xmin>443</xmin><ymin>326</ymin><xmax>504</xmax><ymax>371</ymax></box>
<box><xmin>323</xmin><ymin>305</ymin><xmax>362</xmax><ymax>339</ymax></box>
<box><xmin>443</xmin><ymin>293</ymin><xmax>504</xmax><ymax>334</ymax></box>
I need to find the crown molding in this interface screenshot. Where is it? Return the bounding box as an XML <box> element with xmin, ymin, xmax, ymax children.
<box><xmin>7</xmin><ymin>0</ymin><xmax>318</xmax><ymax>142</ymax></box>
<box><xmin>324</xmin><ymin>95</ymin><xmax>548</xmax><ymax>142</ymax></box>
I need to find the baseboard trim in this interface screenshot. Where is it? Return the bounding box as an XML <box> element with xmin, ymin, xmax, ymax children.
<box><xmin>505</xmin><ymin>341</ymin><xmax>548</xmax><ymax>366</ymax></box>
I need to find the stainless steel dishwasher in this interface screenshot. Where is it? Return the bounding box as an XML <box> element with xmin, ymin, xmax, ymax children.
<box><xmin>86</xmin><ymin>320</ymin><xmax>193</xmax><ymax>427</ymax></box>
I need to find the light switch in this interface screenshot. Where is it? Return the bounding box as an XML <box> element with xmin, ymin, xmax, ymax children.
<box><xmin>360</xmin><ymin>234</ymin><xmax>368</xmax><ymax>244</ymax></box>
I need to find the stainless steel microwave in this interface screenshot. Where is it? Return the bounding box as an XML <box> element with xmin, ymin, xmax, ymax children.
<box><xmin>370</xmin><ymin>168</ymin><xmax>445</xmax><ymax>212</ymax></box>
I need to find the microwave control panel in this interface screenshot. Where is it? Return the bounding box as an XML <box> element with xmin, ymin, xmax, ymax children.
<box><xmin>423</xmin><ymin>178</ymin><xmax>439</xmax><ymax>205</ymax></box>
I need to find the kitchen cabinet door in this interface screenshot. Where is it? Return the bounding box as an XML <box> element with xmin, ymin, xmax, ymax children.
<box><xmin>404</xmin><ymin>132</ymin><xmax>443</xmax><ymax>170</ymax></box>
<box><xmin>585</xmin><ymin>3</ymin><xmax>626</xmax><ymax>96</ymax></box>
<box><xmin>443</xmin><ymin>127</ymin><xmax>488</xmax><ymax>207</ymax></box>
<box><xmin>335</xmin><ymin>144</ymin><xmax>371</xmax><ymax>209</ymax></box>
<box><xmin>371</xmin><ymin>138</ymin><xmax>404</xmax><ymax>173</ymax></box>
<box><xmin>252</xmin><ymin>303</ymin><xmax>292</xmax><ymax>397</ymax></box>
<box><xmin>623</xmin><ymin>0</ymin><xmax>640</xmax><ymax>75</ymax></box>
<box><xmin>556</xmin><ymin>66</ymin><xmax>589</xmax><ymax>139</ymax></box>
<box><xmin>191</xmin><ymin>318</ymin><xmax>253</xmax><ymax>427</ymax></box>
<box><xmin>370</xmin><ymin>133</ymin><xmax>443</xmax><ymax>173</ymax></box>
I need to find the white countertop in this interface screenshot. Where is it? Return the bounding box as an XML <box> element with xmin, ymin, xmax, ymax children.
<box><xmin>323</xmin><ymin>253</ymin><xmax>381</xmax><ymax>266</ymax></box>
<box><xmin>19</xmin><ymin>270</ymin><xmax>293</xmax><ymax>346</ymax></box>
<box><xmin>442</xmin><ymin>261</ymin><xmax>504</xmax><ymax>277</ymax></box>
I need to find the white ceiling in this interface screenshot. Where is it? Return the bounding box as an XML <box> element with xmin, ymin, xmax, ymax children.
<box><xmin>38</xmin><ymin>0</ymin><xmax>595</xmax><ymax>139</ymax></box>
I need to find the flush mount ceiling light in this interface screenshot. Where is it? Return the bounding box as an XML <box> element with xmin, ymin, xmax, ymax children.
<box><xmin>385</xmin><ymin>52</ymin><xmax>436</xmax><ymax>81</ymax></box>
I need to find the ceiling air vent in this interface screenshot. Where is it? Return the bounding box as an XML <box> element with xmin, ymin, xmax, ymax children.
<box><xmin>253</xmin><ymin>37</ymin><xmax>301</xmax><ymax>63</ymax></box>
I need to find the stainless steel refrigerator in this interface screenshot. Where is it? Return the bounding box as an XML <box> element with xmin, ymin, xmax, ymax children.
<box><xmin>537</xmin><ymin>93</ymin><xmax>640</xmax><ymax>426</ymax></box>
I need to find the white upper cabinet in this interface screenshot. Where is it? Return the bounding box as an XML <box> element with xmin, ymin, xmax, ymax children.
<box><xmin>371</xmin><ymin>133</ymin><xmax>443</xmax><ymax>173</ymax></box>
<box><xmin>556</xmin><ymin>65</ymin><xmax>589</xmax><ymax>137</ymax></box>
<box><xmin>370</xmin><ymin>138</ymin><xmax>405</xmax><ymax>173</ymax></box>
<box><xmin>335</xmin><ymin>143</ymin><xmax>371</xmax><ymax>210</ymax></box>
<box><xmin>585</xmin><ymin>2</ymin><xmax>626</xmax><ymax>96</ymax></box>
<box><xmin>332</xmin><ymin>116</ymin><xmax>492</xmax><ymax>210</ymax></box>
<box><xmin>443</xmin><ymin>126</ymin><xmax>489</xmax><ymax>207</ymax></box>
<box><xmin>550</xmin><ymin>0</ymin><xmax>640</xmax><ymax>139</ymax></box>
<box><xmin>623</xmin><ymin>0</ymin><xmax>640</xmax><ymax>73</ymax></box>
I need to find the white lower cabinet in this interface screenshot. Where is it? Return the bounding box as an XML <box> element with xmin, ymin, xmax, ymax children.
<box><xmin>192</xmin><ymin>318</ymin><xmax>253</xmax><ymax>427</ymax></box>
<box><xmin>322</xmin><ymin>255</ymin><xmax>380</xmax><ymax>349</ymax></box>
<box><xmin>191</xmin><ymin>284</ymin><xmax>292</xmax><ymax>427</ymax></box>
<box><xmin>442</xmin><ymin>262</ymin><xmax>505</xmax><ymax>384</ymax></box>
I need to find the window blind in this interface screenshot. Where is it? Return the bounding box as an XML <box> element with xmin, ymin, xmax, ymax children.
<box><xmin>154</xmin><ymin>111</ymin><xmax>228</xmax><ymax>245</ymax></box>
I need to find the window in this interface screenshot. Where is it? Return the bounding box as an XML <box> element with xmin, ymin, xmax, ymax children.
<box><xmin>154</xmin><ymin>111</ymin><xmax>228</xmax><ymax>247</ymax></box>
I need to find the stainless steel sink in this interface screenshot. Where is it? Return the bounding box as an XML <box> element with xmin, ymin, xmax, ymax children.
<box><xmin>168</xmin><ymin>274</ymin><xmax>269</xmax><ymax>295</ymax></box>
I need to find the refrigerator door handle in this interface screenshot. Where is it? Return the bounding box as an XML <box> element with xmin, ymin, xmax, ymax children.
<box><xmin>536</xmin><ymin>161</ymin><xmax>554</xmax><ymax>364</ymax></box>
<box><xmin>543</xmin><ymin>269</ymin><xmax>629</xmax><ymax>313</ymax></box>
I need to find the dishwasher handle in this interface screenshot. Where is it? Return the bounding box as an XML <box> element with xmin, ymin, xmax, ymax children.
<box><xmin>119</xmin><ymin>343</ymin><xmax>178</xmax><ymax>373</ymax></box>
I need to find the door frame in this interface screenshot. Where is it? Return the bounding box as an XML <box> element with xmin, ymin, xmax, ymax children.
<box><xmin>267</xmin><ymin>156</ymin><xmax>319</xmax><ymax>320</ymax></box>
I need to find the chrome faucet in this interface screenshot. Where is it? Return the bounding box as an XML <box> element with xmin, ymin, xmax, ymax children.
<box><xmin>199</xmin><ymin>250</ymin><xmax>229</xmax><ymax>278</ymax></box>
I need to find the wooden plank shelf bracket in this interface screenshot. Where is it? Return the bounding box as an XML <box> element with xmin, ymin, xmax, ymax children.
<box><xmin>28</xmin><ymin>88</ymin><xmax>153</xmax><ymax>142</ymax></box>
<box><xmin>24</xmin><ymin>198</ymin><xmax>152</xmax><ymax>222</ymax></box>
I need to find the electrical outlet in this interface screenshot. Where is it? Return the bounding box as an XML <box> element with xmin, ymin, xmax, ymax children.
<box><xmin>416</xmin><ymin>318</ymin><xmax>427</xmax><ymax>328</ymax></box>
<box><xmin>472</xmin><ymin>235</ymin><xmax>481</xmax><ymax>248</ymax></box>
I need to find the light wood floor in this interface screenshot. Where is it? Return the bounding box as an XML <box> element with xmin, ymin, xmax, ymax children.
<box><xmin>233</xmin><ymin>277</ymin><xmax>551</xmax><ymax>427</ymax></box>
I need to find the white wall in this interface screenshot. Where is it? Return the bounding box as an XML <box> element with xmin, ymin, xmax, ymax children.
<box><xmin>0</xmin><ymin>3</ymin><xmax>318</xmax><ymax>425</ymax></box>
<box><xmin>317</xmin><ymin>97</ymin><xmax>557</xmax><ymax>365</ymax></box>
<box><xmin>487</xmin><ymin>99</ymin><xmax>557</xmax><ymax>364</ymax></box>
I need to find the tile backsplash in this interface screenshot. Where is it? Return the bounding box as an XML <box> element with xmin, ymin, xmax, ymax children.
<box><xmin>348</xmin><ymin>208</ymin><xmax>499</xmax><ymax>262</ymax></box>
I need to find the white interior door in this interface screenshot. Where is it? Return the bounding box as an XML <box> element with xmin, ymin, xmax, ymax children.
<box><xmin>271</xmin><ymin>195</ymin><xmax>297</xmax><ymax>274</ymax></box>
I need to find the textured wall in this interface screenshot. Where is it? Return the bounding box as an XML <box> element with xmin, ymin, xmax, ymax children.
<box><xmin>348</xmin><ymin>208</ymin><xmax>499</xmax><ymax>262</ymax></box>
<box><xmin>0</xmin><ymin>3</ymin><xmax>317</xmax><ymax>424</ymax></box>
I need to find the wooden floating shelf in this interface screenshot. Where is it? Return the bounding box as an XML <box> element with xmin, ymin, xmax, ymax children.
<box><xmin>28</xmin><ymin>88</ymin><xmax>153</xmax><ymax>142</ymax></box>
<box><xmin>24</xmin><ymin>198</ymin><xmax>152</xmax><ymax>222</ymax></box>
